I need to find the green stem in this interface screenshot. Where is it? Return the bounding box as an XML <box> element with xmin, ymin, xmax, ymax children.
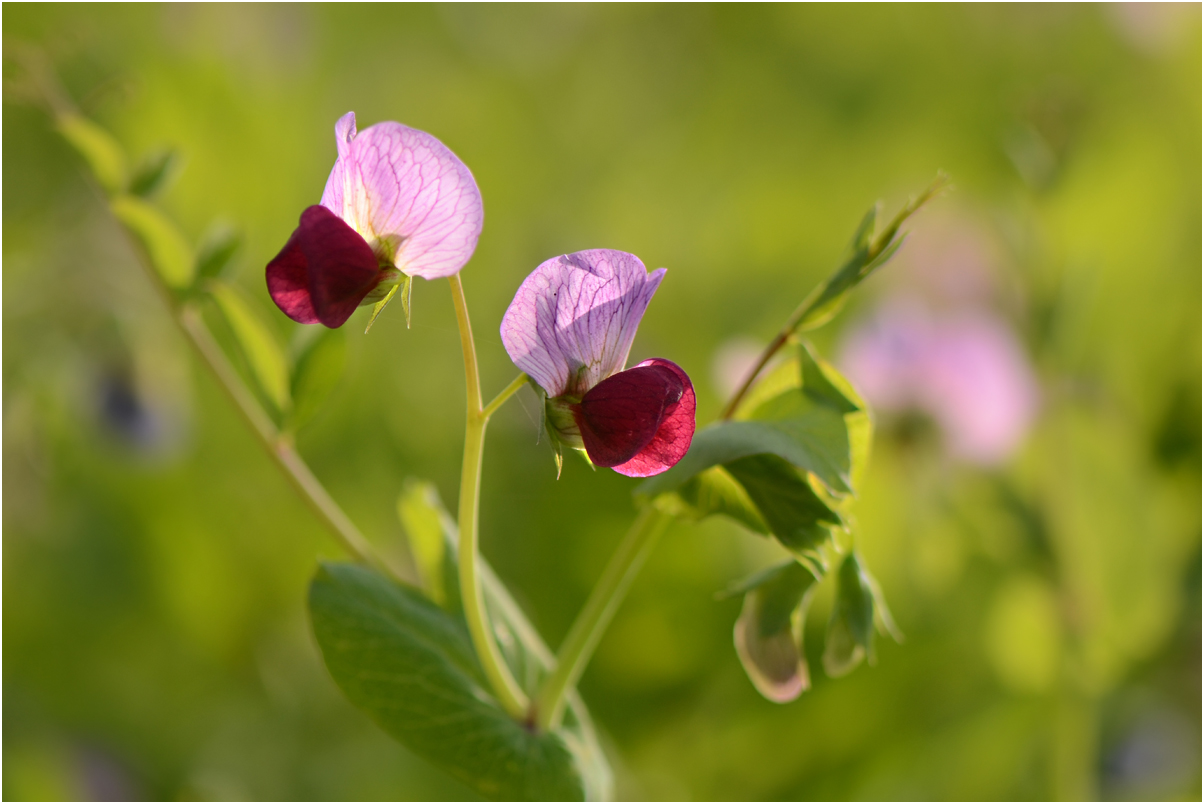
<box><xmin>482</xmin><ymin>372</ymin><xmax>528</xmax><ymax>420</ymax></box>
<box><xmin>448</xmin><ymin>274</ymin><xmax>529</xmax><ymax>718</ymax></box>
<box><xmin>535</xmin><ymin>507</ymin><xmax>671</xmax><ymax>731</ymax></box>
<box><xmin>177</xmin><ymin>305</ymin><xmax>389</xmax><ymax>576</ymax></box>
<box><xmin>720</xmin><ymin>175</ymin><xmax>947</xmax><ymax>420</ymax></box>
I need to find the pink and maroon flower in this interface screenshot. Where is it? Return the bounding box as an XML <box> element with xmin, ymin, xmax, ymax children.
<box><xmin>501</xmin><ymin>249</ymin><xmax>696</xmax><ymax>477</ymax></box>
<box><xmin>266</xmin><ymin>112</ymin><xmax>484</xmax><ymax>328</ymax></box>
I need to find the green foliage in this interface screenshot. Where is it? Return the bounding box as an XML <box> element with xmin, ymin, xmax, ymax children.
<box><xmin>724</xmin><ymin>454</ymin><xmax>840</xmax><ymax>558</ymax></box>
<box><xmin>109</xmin><ymin>195</ymin><xmax>195</xmax><ymax>290</ymax></box>
<box><xmin>309</xmin><ymin>563</ymin><xmax>596</xmax><ymax>801</ymax></box>
<box><xmin>396</xmin><ymin>479</ymin><xmax>451</xmax><ymax>608</ymax></box>
<box><xmin>730</xmin><ymin>561</ymin><xmax>821</xmax><ymax>702</ymax></box>
<box><xmin>287</xmin><ymin>327</ymin><xmax>346</xmax><ymax>432</ymax></box>
<box><xmin>823</xmin><ymin>552</ymin><xmax>879</xmax><ymax>678</ymax></box>
<box><xmin>193</xmin><ymin>222</ymin><xmax>243</xmax><ymax>283</ymax></box>
<box><xmin>56</xmin><ymin>113</ymin><xmax>127</xmax><ymax>194</ymax></box>
<box><xmin>387</xmin><ymin>479</ymin><xmax>612</xmax><ymax>798</ymax></box>
<box><xmin>208</xmin><ymin>281</ymin><xmax>291</xmax><ymax>416</ymax></box>
<box><xmin>127</xmin><ymin>148</ymin><xmax>179</xmax><ymax>199</ymax></box>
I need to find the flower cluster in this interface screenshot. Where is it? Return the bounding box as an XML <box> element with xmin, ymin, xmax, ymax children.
<box><xmin>266</xmin><ymin>114</ymin><xmax>695</xmax><ymax>476</ymax></box>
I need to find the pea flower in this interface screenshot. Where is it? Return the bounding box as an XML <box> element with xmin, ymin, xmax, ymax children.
<box><xmin>501</xmin><ymin>249</ymin><xmax>696</xmax><ymax>477</ymax></box>
<box><xmin>266</xmin><ymin>112</ymin><xmax>483</xmax><ymax>328</ymax></box>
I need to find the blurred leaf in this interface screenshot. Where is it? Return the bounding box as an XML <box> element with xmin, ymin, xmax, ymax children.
<box><xmin>795</xmin><ymin>176</ymin><xmax>947</xmax><ymax>333</ymax></box>
<box><xmin>127</xmin><ymin>147</ymin><xmax>179</xmax><ymax>198</ymax></box>
<box><xmin>56</xmin><ymin>113</ymin><xmax>127</xmax><ymax>193</ymax></box>
<box><xmin>732</xmin><ymin>561</ymin><xmax>820</xmax><ymax>702</ymax></box>
<box><xmin>725</xmin><ymin>454</ymin><xmax>841</xmax><ymax>557</ymax></box>
<box><xmin>194</xmin><ymin>222</ymin><xmax>243</xmax><ymax>283</ymax></box>
<box><xmin>110</xmin><ymin>195</ymin><xmax>195</xmax><ymax>289</ymax></box>
<box><xmin>823</xmin><ymin>551</ymin><xmax>877</xmax><ymax>678</ymax></box>
<box><xmin>209</xmin><ymin>282</ymin><xmax>290</xmax><ymax>415</ymax></box>
<box><xmin>287</xmin><ymin>326</ymin><xmax>345</xmax><ymax>432</ymax></box>
<box><xmin>309</xmin><ymin>563</ymin><xmax>597</xmax><ymax>801</ymax></box>
<box><xmin>397</xmin><ymin>479</ymin><xmax>449</xmax><ymax>608</ymax></box>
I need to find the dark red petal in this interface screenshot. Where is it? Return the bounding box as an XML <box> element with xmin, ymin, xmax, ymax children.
<box><xmin>576</xmin><ymin>360</ymin><xmax>690</xmax><ymax>471</ymax></box>
<box><xmin>611</xmin><ymin>358</ymin><xmax>695</xmax><ymax>478</ymax></box>
<box><xmin>265</xmin><ymin>205</ymin><xmax>382</xmax><ymax>328</ymax></box>
<box><xmin>265</xmin><ymin>230</ymin><xmax>319</xmax><ymax>324</ymax></box>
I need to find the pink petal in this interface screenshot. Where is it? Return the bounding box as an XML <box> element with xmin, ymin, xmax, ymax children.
<box><xmin>320</xmin><ymin>113</ymin><xmax>483</xmax><ymax>280</ymax></box>
<box><xmin>266</xmin><ymin>205</ymin><xmax>382</xmax><ymax>328</ymax></box>
<box><xmin>500</xmin><ymin>250</ymin><xmax>666</xmax><ymax>397</ymax></box>
<box><xmin>611</xmin><ymin>358</ymin><xmax>696</xmax><ymax>478</ymax></box>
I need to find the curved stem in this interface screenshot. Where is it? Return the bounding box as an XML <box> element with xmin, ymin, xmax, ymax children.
<box><xmin>448</xmin><ymin>274</ymin><xmax>529</xmax><ymax>718</ymax></box>
<box><xmin>178</xmin><ymin>306</ymin><xmax>389</xmax><ymax>576</ymax></box>
<box><xmin>482</xmin><ymin>372</ymin><xmax>528</xmax><ymax>421</ymax></box>
<box><xmin>535</xmin><ymin>507</ymin><xmax>671</xmax><ymax>731</ymax></box>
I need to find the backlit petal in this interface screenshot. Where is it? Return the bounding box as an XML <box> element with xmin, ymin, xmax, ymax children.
<box><xmin>501</xmin><ymin>250</ymin><xmax>665</xmax><ymax>397</ymax></box>
<box><xmin>319</xmin><ymin>113</ymin><xmax>483</xmax><ymax>280</ymax></box>
<box><xmin>611</xmin><ymin>358</ymin><xmax>696</xmax><ymax>477</ymax></box>
<box><xmin>576</xmin><ymin>362</ymin><xmax>684</xmax><ymax>468</ymax></box>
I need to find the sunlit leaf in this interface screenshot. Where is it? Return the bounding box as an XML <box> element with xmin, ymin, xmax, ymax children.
<box><xmin>110</xmin><ymin>195</ymin><xmax>195</xmax><ymax>289</ymax></box>
<box><xmin>57</xmin><ymin>113</ymin><xmax>127</xmax><ymax>194</ymax></box>
<box><xmin>397</xmin><ymin>479</ymin><xmax>450</xmax><ymax>608</ymax></box>
<box><xmin>731</xmin><ymin>561</ymin><xmax>820</xmax><ymax>703</ymax></box>
<box><xmin>209</xmin><ymin>281</ymin><xmax>290</xmax><ymax>415</ymax></box>
<box><xmin>724</xmin><ymin>454</ymin><xmax>841</xmax><ymax>556</ymax></box>
<box><xmin>638</xmin><ymin>412</ymin><xmax>852</xmax><ymax>500</ymax></box>
<box><xmin>823</xmin><ymin>551</ymin><xmax>877</xmax><ymax>678</ymax></box>
<box><xmin>666</xmin><ymin>465</ymin><xmax>769</xmax><ymax>535</ymax></box>
<box><xmin>310</xmin><ymin>564</ymin><xmax>600</xmax><ymax>801</ymax></box>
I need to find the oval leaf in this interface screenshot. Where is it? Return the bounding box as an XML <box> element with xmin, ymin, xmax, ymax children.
<box><xmin>110</xmin><ymin>194</ymin><xmax>195</xmax><ymax>289</ymax></box>
<box><xmin>57</xmin><ymin>113</ymin><xmax>127</xmax><ymax>194</ymax></box>
<box><xmin>310</xmin><ymin>563</ymin><xmax>598</xmax><ymax>801</ymax></box>
<box><xmin>209</xmin><ymin>282</ymin><xmax>290</xmax><ymax>415</ymax></box>
<box><xmin>733</xmin><ymin>561</ymin><xmax>820</xmax><ymax>703</ymax></box>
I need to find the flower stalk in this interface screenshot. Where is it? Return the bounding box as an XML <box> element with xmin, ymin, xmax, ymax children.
<box><xmin>535</xmin><ymin>506</ymin><xmax>671</xmax><ymax>731</ymax></box>
<box><xmin>448</xmin><ymin>274</ymin><xmax>530</xmax><ymax>719</ymax></box>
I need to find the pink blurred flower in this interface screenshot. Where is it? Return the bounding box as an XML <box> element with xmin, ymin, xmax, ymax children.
<box><xmin>501</xmin><ymin>249</ymin><xmax>695</xmax><ymax>477</ymax></box>
<box><xmin>267</xmin><ymin>112</ymin><xmax>483</xmax><ymax>327</ymax></box>
<box><xmin>839</xmin><ymin>301</ymin><xmax>1038</xmax><ymax>465</ymax></box>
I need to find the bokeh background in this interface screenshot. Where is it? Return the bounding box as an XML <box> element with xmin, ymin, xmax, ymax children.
<box><xmin>4</xmin><ymin>4</ymin><xmax>1200</xmax><ymax>800</ymax></box>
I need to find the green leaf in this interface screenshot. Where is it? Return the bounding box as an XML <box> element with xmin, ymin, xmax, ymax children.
<box><xmin>663</xmin><ymin>465</ymin><xmax>769</xmax><ymax>535</ymax></box>
<box><xmin>127</xmin><ymin>148</ymin><xmax>179</xmax><ymax>198</ymax></box>
<box><xmin>638</xmin><ymin>413</ymin><xmax>851</xmax><ymax>500</ymax></box>
<box><xmin>724</xmin><ymin>454</ymin><xmax>841</xmax><ymax>557</ymax></box>
<box><xmin>389</xmin><ymin>482</ymin><xmax>612</xmax><ymax>798</ymax></box>
<box><xmin>799</xmin><ymin>341</ymin><xmax>873</xmax><ymax>491</ymax></box>
<box><xmin>194</xmin><ymin>222</ymin><xmax>243</xmax><ymax>283</ymax></box>
<box><xmin>110</xmin><ymin>195</ymin><xmax>195</xmax><ymax>289</ymax></box>
<box><xmin>310</xmin><ymin>563</ymin><xmax>600</xmax><ymax>801</ymax></box>
<box><xmin>287</xmin><ymin>326</ymin><xmax>345</xmax><ymax>432</ymax></box>
<box><xmin>822</xmin><ymin>551</ymin><xmax>877</xmax><ymax>678</ymax></box>
<box><xmin>397</xmin><ymin>479</ymin><xmax>451</xmax><ymax>608</ymax></box>
<box><xmin>209</xmin><ymin>282</ymin><xmax>290</xmax><ymax>415</ymax></box>
<box><xmin>794</xmin><ymin>176</ymin><xmax>947</xmax><ymax>333</ymax></box>
<box><xmin>57</xmin><ymin>113</ymin><xmax>127</xmax><ymax>194</ymax></box>
<box><xmin>732</xmin><ymin>561</ymin><xmax>820</xmax><ymax>702</ymax></box>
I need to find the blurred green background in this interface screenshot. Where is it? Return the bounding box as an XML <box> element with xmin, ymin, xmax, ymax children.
<box><xmin>4</xmin><ymin>4</ymin><xmax>1200</xmax><ymax>800</ymax></box>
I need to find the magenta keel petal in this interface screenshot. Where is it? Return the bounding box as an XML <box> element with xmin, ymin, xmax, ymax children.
<box><xmin>575</xmin><ymin>358</ymin><xmax>696</xmax><ymax>476</ymax></box>
<box><xmin>265</xmin><ymin>205</ymin><xmax>383</xmax><ymax>328</ymax></box>
<box><xmin>611</xmin><ymin>359</ymin><xmax>696</xmax><ymax>478</ymax></box>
